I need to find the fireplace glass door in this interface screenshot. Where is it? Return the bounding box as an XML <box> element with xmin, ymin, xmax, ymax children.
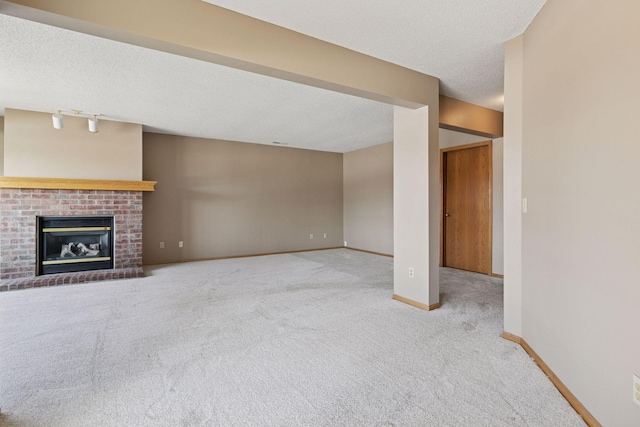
<box><xmin>37</xmin><ymin>216</ymin><xmax>114</xmax><ymax>275</ymax></box>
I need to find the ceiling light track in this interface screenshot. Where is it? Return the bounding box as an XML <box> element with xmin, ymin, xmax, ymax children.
<box><xmin>51</xmin><ymin>109</ymin><xmax>101</xmax><ymax>133</ymax></box>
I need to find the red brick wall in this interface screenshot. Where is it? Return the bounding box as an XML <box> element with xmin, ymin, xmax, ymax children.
<box><xmin>0</xmin><ymin>188</ymin><xmax>144</xmax><ymax>290</ymax></box>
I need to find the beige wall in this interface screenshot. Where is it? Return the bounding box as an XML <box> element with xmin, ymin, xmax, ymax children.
<box><xmin>342</xmin><ymin>130</ymin><xmax>504</xmax><ymax>276</ymax></box>
<box><xmin>0</xmin><ymin>116</ymin><xmax>4</xmax><ymax>176</ymax></box>
<box><xmin>343</xmin><ymin>142</ymin><xmax>393</xmax><ymax>255</ymax></box>
<box><xmin>503</xmin><ymin>35</ymin><xmax>524</xmax><ymax>336</ymax></box>
<box><xmin>3</xmin><ymin>109</ymin><xmax>142</xmax><ymax>180</ymax></box>
<box><xmin>439</xmin><ymin>128</ymin><xmax>504</xmax><ymax>275</ymax></box>
<box><xmin>142</xmin><ymin>133</ymin><xmax>343</xmax><ymax>264</ymax></box>
<box><xmin>511</xmin><ymin>0</ymin><xmax>640</xmax><ymax>425</ymax></box>
<box><xmin>439</xmin><ymin>95</ymin><xmax>504</xmax><ymax>139</ymax></box>
<box><xmin>491</xmin><ymin>138</ymin><xmax>504</xmax><ymax>276</ymax></box>
<box><xmin>439</xmin><ymin>127</ymin><xmax>488</xmax><ymax>149</ymax></box>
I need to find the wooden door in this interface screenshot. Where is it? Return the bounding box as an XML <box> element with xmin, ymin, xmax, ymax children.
<box><xmin>441</xmin><ymin>142</ymin><xmax>492</xmax><ymax>274</ymax></box>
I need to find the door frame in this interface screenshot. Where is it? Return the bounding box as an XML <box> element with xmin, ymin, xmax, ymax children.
<box><xmin>440</xmin><ymin>140</ymin><xmax>493</xmax><ymax>275</ymax></box>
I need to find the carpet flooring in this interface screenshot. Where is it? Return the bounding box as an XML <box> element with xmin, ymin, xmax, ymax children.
<box><xmin>0</xmin><ymin>249</ymin><xmax>586</xmax><ymax>426</ymax></box>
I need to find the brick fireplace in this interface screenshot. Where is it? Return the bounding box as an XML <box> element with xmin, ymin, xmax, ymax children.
<box><xmin>0</xmin><ymin>178</ymin><xmax>156</xmax><ymax>291</ymax></box>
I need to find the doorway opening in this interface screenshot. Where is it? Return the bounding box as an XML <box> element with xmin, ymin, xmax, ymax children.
<box><xmin>440</xmin><ymin>140</ymin><xmax>492</xmax><ymax>275</ymax></box>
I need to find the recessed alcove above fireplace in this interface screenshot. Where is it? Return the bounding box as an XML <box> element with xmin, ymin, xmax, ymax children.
<box><xmin>37</xmin><ymin>216</ymin><xmax>114</xmax><ymax>275</ymax></box>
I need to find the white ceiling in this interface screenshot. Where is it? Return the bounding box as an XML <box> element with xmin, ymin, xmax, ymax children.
<box><xmin>0</xmin><ymin>14</ymin><xmax>392</xmax><ymax>153</ymax></box>
<box><xmin>203</xmin><ymin>0</ymin><xmax>547</xmax><ymax>111</ymax></box>
<box><xmin>0</xmin><ymin>1</ymin><xmax>546</xmax><ymax>152</ymax></box>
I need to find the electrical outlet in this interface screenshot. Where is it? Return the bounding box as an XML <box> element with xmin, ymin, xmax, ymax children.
<box><xmin>159</xmin><ymin>242</ymin><xmax>164</xmax><ymax>249</ymax></box>
<box><xmin>409</xmin><ymin>267</ymin><xmax>415</xmax><ymax>278</ymax></box>
<box><xmin>634</xmin><ymin>374</ymin><xmax>640</xmax><ymax>406</ymax></box>
<box><xmin>310</xmin><ymin>234</ymin><xmax>314</xmax><ymax>240</ymax></box>
<box><xmin>178</xmin><ymin>241</ymin><xmax>183</xmax><ymax>248</ymax></box>
<box><xmin>323</xmin><ymin>233</ymin><xmax>327</xmax><ymax>239</ymax></box>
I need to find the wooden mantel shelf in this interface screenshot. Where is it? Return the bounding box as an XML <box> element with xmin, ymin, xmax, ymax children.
<box><xmin>0</xmin><ymin>176</ymin><xmax>156</xmax><ymax>192</ymax></box>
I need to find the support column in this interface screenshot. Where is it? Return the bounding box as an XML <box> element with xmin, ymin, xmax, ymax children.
<box><xmin>393</xmin><ymin>105</ymin><xmax>440</xmax><ymax>310</ymax></box>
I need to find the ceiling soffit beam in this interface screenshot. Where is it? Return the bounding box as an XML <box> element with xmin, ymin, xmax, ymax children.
<box><xmin>439</xmin><ymin>95</ymin><xmax>504</xmax><ymax>138</ymax></box>
<box><xmin>0</xmin><ymin>0</ymin><xmax>438</xmax><ymax>109</ymax></box>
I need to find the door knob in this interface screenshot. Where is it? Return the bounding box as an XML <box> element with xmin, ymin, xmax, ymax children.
<box><xmin>445</xmin><ymin>213</ymin><xmax>451</xmax><ymax>217</ymax></box>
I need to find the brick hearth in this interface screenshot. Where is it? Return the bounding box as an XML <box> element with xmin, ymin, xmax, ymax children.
<box><xmin>0</xmin><ymin>188</ymin><xmax>144</xmax><ymax>291</ymax></box>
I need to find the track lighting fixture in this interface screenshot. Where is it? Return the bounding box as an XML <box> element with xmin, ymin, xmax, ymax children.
<box><xmin>52</xmin><ymin>110</ymin><xmax>64</xmax><ymax>130</ymax></box>
<box><xmin>51</xmin><ymin>109</ymin><xmax>101</xmax><ymax>133</ymax></box>
<box><xmin>88</xmin><ymin>115</ymin><xmax>99</xmax><ymax>133</ymax></box>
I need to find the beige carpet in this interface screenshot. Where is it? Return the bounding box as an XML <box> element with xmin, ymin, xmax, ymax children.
<box><xmin>0</xmin><ymin>249</ymin><xmax>585</xmax><ymax>426</ymax></box>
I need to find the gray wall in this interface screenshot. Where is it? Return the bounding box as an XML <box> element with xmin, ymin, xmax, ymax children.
<box><xmin>510</xmin><ymin>0</ymin><xmax>640</xmax><ymax>425</ymax></box>
<box><xmin>343</xmin><ymin>142</ymin><xmax>393</xmax><ymax>255</ymax></box>
<box><xmin>142</xmin><ymin>133</ymin><xmax>343</xmax><ymax>264</ymax></box>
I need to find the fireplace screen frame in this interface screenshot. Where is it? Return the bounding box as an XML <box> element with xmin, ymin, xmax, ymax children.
<box><xmin>36</xmin><ymin>216</ymin><xmax>114</xmax><ymax>276</ymax></box>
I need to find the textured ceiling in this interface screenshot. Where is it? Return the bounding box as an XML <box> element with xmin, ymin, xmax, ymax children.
<box><xmin>203</xmin><ymin>0</ymin><xmax>547</xmax><ymax>111</ymax></box>
<box><xmin>0</xmin><ymin>14</ymin><xmax>392</xmax><ymax>153</ymax></box>
<box><xmin>1</xmin><ymin>1</ymin><xmax>546</xmax><ymax>153</ymax></box>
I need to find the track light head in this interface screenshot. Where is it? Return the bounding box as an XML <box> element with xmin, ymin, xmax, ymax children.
<box><xmin>88</xmin><ymin>115</ymin><xmax>99</xmax><ymax>133</ymax></box>
<box><xmin>52</xmin><ymin>111</ymin><xmax>64</xmax><ymax>130</ymax></box>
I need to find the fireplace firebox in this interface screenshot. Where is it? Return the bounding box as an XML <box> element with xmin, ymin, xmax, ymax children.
<box><xmin>37</xmin><ymin>216</ymin><xmax>114</xmax><ymax>276</ymax></box>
